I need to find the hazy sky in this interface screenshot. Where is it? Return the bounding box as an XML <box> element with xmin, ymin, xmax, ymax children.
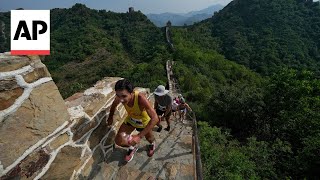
<box><xmin>0</xmin><ymin>0</ymin><xmax>233</xmax><ymax>14</ymax></box>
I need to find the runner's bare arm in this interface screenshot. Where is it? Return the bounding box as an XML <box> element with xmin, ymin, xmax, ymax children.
<box><xmin>186</xmin><ymin>103</ymin><xmax>192</xmax><ymax>111</ymax></box>
<box><xmin>154</xmin><ymin>99</ymin><xmax>158</xmax><ymax>110</ymax></box>
<box><xmin>137</xmin><ymin>93</ymin><xmax>159</xmax><ymax>138</ymax></box>
<box><xmin>164</xmin><ymin>103</ymin><xmax>172</xmax><ymax>116</ymax></box>
<box><xmin>107</xmin><ymin>97</ymin><xmax>120</xmax><ymax>126</ymax></box>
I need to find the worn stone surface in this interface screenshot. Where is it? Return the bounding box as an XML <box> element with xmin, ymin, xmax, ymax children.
<box><xmin>42</xmin><ymin>146</ymin><xmax>82</xmax><ymax>179</ymax></box>
<box><xmin>92</xmin><ymin>163</ymin><xmax>118</xmax><ymax>180</ymax></box>
<box><xmin>82</xmin><ymin>147</ymin><xmax>105</xmax><ymax>179</ymax></box>
<box><xmin>67</xmin><ymin>77</ymin><xmax>120</xmax><ymax>118</ymax></box>
<box><xmin>65</xmin><ymin>78</ymin><xmax>118</xmax><ymax>119</ymax></box>
<box><xmin>80</xmin><ymin>157</ymin><xmax>95</xmax><ymax>179</ymax></box>
<box><xmin>49</xmin><ymin>133</ymin><xmax>70</xmax><ymax>150</ymax></box>
<box><xmin>164</xmin><ymin>162</ymin><xmax>178</xmax><ymax>179</ymax></box>
<box><xmin>23</xmin><ymin>67</ymin><xmax>50</xmax><ymax>83</ymax></box>
<box><xmin>102</xmin><ymin>129</ymin><xmax>116</xmax><ymax>147</ymax></box>
<box><xmin>65</xmin><ymin>92</ymin><xmax>84</xmax><ymax>106</ymax></box>
<box><xmin>96</xmin><ymin>77</ymin><xmax>121</xmax><ymax>90</ymax></box>
<box><xmin>72</xmin><ymin>117</ymin><xmax>97</xmax><ymax>142</ymax></box>
<box><xmin>0</xmin><ymin>87</ymin><xmax>24</xmax><ymax>110</ymax></box>
<box><xmin>0</xmin><ymin>57</ymin><xmax>128</xmax><ymax>179</ymax></box>
<box><xmin>84</xmin><ymin>92</ymin><xmax>114</xmax><ymax>118</ymax></box>
<box><xmin>26</xmin><ymin>55</ymin><xmax>40</xmax><ymax>61</ymax></box>
<box><xmin>0</xmin><ymin>81</ymin><xmax>69</xmax><ymax>168</ymax></box>
<box><xmin>178</xmin><ymin>163</ymin><xmax>194</xmax><ymax>180</ymax></box>
<box><xmin>83</xmin><ymin>94</ymin><xmax>105</xmax><ymax>117</ymax></box>
<box><xmin>88</xmin><ymin>120</ymin><xmax>108</xmax><ymax>149</ymax></box>
<box><xmin>96</xmin><ymin>114</ymin><xmax>195</xmax><ymax>180</ymax></box>
<box><xmin>0</xmin><ymin>56</ymin><xmax>30</xmax><ymax>72</ymax></box>
<box><xmin>91</xmin><ymin>147</ymin><xmax>105</xmax><ymax>167</ymax></box>
<box><xmin>178</xmin><ymin>135</ymin><xmax>192</xmax><ymax>150</ymax></box>
<box><xmin>163</xmin><ymin>162</ymin><xmax>194</xmax><ymax>180</ymax></box>
<box><xmin>1</xmin><ymin>149</ymin><xmax>50</xmax><ymax>180</ymax></box>
<box><xmin>0</xmin><ymin>78</ymin><xmax>22</xmax><ymax>110</ymax></box>
<box><xmin>115</xmin><ymin>166</ymin><xmax>155</xmax><ymax>180</ymax></box>
<box><xmin>112</xmin><ymin>110</ymin><xmax>127</xmax><ymax>130</ymax></box>
<box><xmin>28</xmin><ymin>58</ymin><xmax>47</xmax><ymax>69</ymax></box>
<box><xmin>0</xmin><ymin>78</ymin><xmax>19</xmax><ymax>91</ymax></box>
<box><xmin>95</xmin><ymin>109</ymin><xmax>107</xmax><ymax>123</ymax></box>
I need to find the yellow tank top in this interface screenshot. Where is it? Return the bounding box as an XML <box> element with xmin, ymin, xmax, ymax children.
<box><xmin>124</xmin><ymin>91</ymin><xmax>151</xmax><ymax>128</ymax></box>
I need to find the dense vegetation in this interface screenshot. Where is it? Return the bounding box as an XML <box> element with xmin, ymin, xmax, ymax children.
<box><xmin>0</xmin><ymin>4</ymin><xmax>171</xmax><ymax>98</ymax></box>
<box><xmin>171</xmin><ymin>0</ymin><xmax>320</xmax><ymax>178</ymax></box>
<box><xmin>172</xmin><ymin>29</ymin><xmax>320</xmax><ymax>179</ymax></box>
<box><xmin>196</xmin><ymin>68</ymin><xmax>320</xmax><ymax>179</ymax></box>
<box><xmin>182</xmin><ymin>0</ymin><xmax>320</xmax><ymax>75</ymax></box>
<box><xmin>48</xmin><ymin>4</ymin><xmax>173</xmax><ymax>98</ymax></box>
<box><xmin>0</xmin><ymin>12</ymin><xmax>10</xmax><ymax>53</ymax></box>
<box><xmin>1</xmin><ymin>1</ymin><xmax>319</xmax><ymax>178</ymax></box>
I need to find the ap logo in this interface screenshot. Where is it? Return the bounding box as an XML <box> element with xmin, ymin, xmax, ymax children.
<box><xmin>11</xmin><ymin>10</ymin><xmax>50</xmax><ymax>55</ymax></box>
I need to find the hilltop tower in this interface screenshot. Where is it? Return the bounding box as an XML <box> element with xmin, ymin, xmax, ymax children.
<box><xmin>129</xmin><ymin>7</ymin><xmax>134</xmax><ymax>13</ymax></box>
<box><xmin>166</xmin><ymin>20</ymin><xmax>172</xmax><ymax>27</ymax></box>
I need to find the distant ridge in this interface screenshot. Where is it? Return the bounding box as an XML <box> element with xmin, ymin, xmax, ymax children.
<box><xmin>147</xmin><ymin>4</ymin><xmax>224</xmax><ymax>27</ymax></box>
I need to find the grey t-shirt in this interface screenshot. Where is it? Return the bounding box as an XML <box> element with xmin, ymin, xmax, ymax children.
<box><xmin>155</xmin><ymin>94</ymin><xmax>172</xmax><ymax>111</ymax></box>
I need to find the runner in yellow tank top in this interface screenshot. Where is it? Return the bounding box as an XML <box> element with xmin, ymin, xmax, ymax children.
<box><xmin>124</xmin><ymin>91</ymin><xmax>151</xmax><ymax>128</ymax></box>
<box><xmin>107</xmin><ymin>79</ymin><xmax>159</xmax><ymax>162</ymax></box>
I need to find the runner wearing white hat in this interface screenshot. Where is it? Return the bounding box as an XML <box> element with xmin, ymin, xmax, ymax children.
<box><xmin>154</xmin><ymin>85</ymin><xmax>172</xmax><ymax>131</ymax></box>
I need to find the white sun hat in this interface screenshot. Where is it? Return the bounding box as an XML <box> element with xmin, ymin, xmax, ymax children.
<box><xmin>154</xmin><ymin>85</ymin><xmax>169</xmax><ymax>96</ymax></box>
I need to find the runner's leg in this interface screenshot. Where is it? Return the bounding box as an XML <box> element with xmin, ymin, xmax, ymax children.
<box><xmin>156</xmin><ymin>109</ymin><xmax>163</xmax><ymax>132</ymax></box>
<box><xmin>145</xmin><ymin>131</ymin><xmax>156</xmax><ymax>157</ymax></box>
<box><xmin>145</xmin><ymin>131</ymin><xmax>155</xmax><ymax>143</ymax></box>
<box><xmin>164</xmin><ymin>111</ymin><xmax>172</xmax><ymax>131</ymax></box>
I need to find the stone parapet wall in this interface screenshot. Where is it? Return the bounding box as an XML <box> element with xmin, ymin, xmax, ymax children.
<box><xmin>0</xmin><ymin>53</ymin><xmax>70</xmax><ymax>179</ymax></box>
<box><xmin>0</xmin><ymin>53</ymin><xmax>132</xmax><ymax>179</ymax></box>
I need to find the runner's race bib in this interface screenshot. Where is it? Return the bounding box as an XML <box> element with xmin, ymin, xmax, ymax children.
<box><xmin>158</xmin><ymin>104</ymin><xmax>166</xmax><ymax>111</ymax></box>
<box><xmin>129</xmin><ymin>117</ymin><xmax>144</xmax><ymax>127</ymax></box>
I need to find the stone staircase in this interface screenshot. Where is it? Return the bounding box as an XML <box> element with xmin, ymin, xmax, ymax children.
<box><xmin>89</xmin><ymin>60</ymin><xmax>196</xmax><ymax>179</ymax></box>
<box><xmin>92</xmin><ymin>113</ymin><xmax>194</xmax><ymax>180</ymax></box>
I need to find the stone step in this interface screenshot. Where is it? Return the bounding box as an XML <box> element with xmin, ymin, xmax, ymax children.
<box><xmin>93</xmin><ymin>119</ymin><xmax>194</xmax><ymax>180</ymax></box>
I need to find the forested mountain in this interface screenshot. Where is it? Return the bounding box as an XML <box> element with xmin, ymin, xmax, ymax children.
<box><xmin>0</xmin><ymin>4</ymin><xmax>171</xmax><ymax>98</ymax></box>
<box><xmin>170</xmin><ymin>0</ymin><xmax>320</xmax><ymax>179</ymax></box>
<box><xmin>183</xmin><ymin>0</ymin><xmax>320</xmax><ymax>75</ymax></box>
<box><xmin>147</xmin><ymin>13</ymin><xmax>187</xmax><ymax>27</ymax></box>
<box><xmin>47</xmin><ymin>4</ymin><xmax>172</xmax><ymax>98</ymax></box>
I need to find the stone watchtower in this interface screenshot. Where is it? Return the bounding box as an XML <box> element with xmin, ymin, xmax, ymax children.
<box><xmin>166</xmin><ymin>20</ymin><xmax>172</xmax><ymax>27</ymax></box>
<box><xmin>129</xmin><ymin>7</ymin><xmax>134</xmax><ymax>13</ymax></box>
